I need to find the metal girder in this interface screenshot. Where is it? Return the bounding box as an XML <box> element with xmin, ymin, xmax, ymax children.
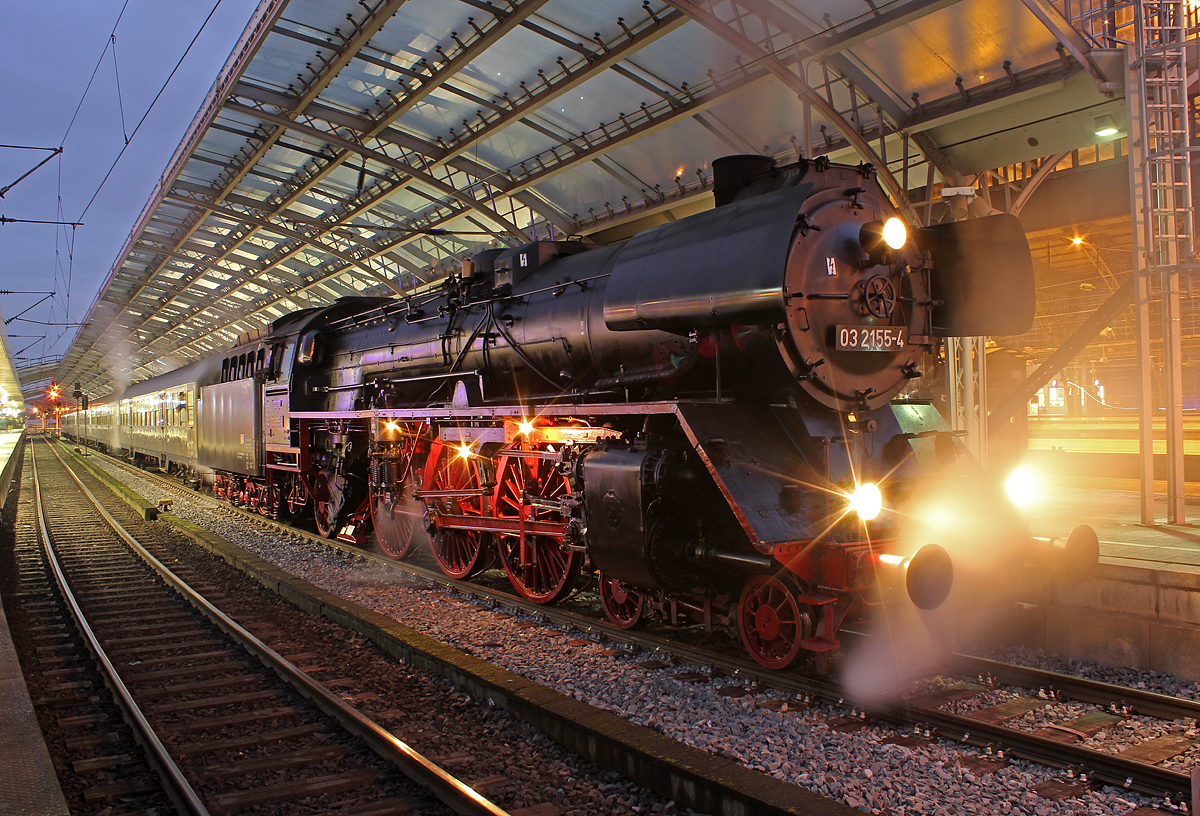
<box><xmin>667</xmin><ymin>0</ymin><xmax>918</xmax><ymax>222</ymax></box>
<box><xmin>223</xmin><ymin>102</ymin><xmax>529</xmax><ymax>242</ymax></box>
<box><xmin>1009</xmin><ymin>151</ymin><xmax>1072</xmax><ymax>215</ymax></box>
<box><xmin>207</xmin><ymin>1</ymin><xmax>679</xmax><ymax>259</ymax></box>
<box><xmin>733</xmin><ymin>0</ymin><xmax>908</xmax><ymax>123</ymax></box>
<box><xmin>431</xmin><ymin>8</ymin><xmax>688</xmax><ymax>156</ymax></box>
<box><xmin>986</xmin><ymin>276</ymin><xmax>1134</xmax><ymax>435</ymax></box>
<box><xmin>132</xmin><ymin>241</ymin><xmax>296</xmax><ymax>301</ymax></box>
<box><xmin>1019</xmin><ymin>0</ymin><xmax>1113</xmax><ymax>87</ymax></box>
<box><xmin>902</xmin><ymin>58</ymin><xmax>1084</xmax><ymax>133</ymax></box>
<box><xmin>501</xmin><ymin>63</ymin><xmax>781</xmax><ymax>196</ymax></box>
<box><xmin>163</xmin><ymin>192</ymin><xmax>403</xmax><ymax>295</ymax></box>
<box><xmin>815</xmin><ymin>0</ymin><xmax>961</xmax><ymax>55</ymax></box>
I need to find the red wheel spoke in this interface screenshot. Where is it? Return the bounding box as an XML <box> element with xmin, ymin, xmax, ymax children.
<box><xmin>422</xmin><ymin>443</ymin><xmax>491</xmax><ymax>579</ymax></box>
<box><xmin>494</xmin><ymin>453</ymin><xmax>581</xmax><ymax>604</ymax></box>
<box><xmin>738</xmin><ymin>575</ymin><xmax>805</xmax><ymax>670</ymax></box>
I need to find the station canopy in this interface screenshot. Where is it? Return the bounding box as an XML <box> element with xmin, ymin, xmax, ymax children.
<box><xmin>57</xmin><ymin>0</ymin><xmax>1127</xmax><ymax>398</ymax></box>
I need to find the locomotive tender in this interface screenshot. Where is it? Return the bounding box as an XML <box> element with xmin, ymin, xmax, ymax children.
<box><xmin>64</xmin><ymin>155</ymin><xmax>1091</xmax><ymax>669</ymax></box>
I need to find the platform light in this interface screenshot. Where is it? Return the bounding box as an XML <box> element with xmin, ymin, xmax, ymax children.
<box><xmin>1094</xmin><ymin>113</ymin><xmax>1118</xmax><ymax>137</ymax></box>
<box><xmin>849</xmin><ymin>482</ymin><xmax>883</xmax><ymax>521</ymax></box>
<box><xmin>1005</xmin><ymin>466</ymin><xmax>1040</xmax><ymax>508</ymax></box>
<box><xmin>1071</xmin><ymin>237</ymin><xmax>1083</xmax><ymax>245</ymax></box>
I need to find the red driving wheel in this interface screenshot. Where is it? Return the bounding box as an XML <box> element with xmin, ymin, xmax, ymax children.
<box><xmin>421</xmin><ymin>443</ymin><xmax>492</xmax><ymax>578</ymax></box>
<box><xmin>494</xmin><ymin>453</ymin><xmax>582</xmax><ymax>604</ymax></box>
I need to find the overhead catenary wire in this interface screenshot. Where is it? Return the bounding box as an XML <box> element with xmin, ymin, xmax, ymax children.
<box><xmin>59</xmin><ymin>0</ymin><xmax>132</xmax><ymax>147</ymax></box>
<box><xmin>75</xmin><ymin>0</ymin><xmax>225</xmax><ymax>223</ymax></box>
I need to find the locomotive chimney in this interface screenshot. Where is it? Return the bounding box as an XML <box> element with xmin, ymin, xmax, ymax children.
<box><xmin>711</xmin><ymin>154</ymin><xmax>777</xmax><ymax>207</ymax></box>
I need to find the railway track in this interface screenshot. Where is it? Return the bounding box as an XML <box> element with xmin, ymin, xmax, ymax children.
<box><xmin>71</xmin><ymin>437</ymin><xmax>1200</xmax><ymax>806</ymax></box>
<box><xmin>22</xmin><ymin>436</ymin><xmax>513</xmax><ymax>816</ymax></box>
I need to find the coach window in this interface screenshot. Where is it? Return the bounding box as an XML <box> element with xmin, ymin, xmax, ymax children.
<box><xmin>256</xmin><ymin>348</ymin><xmax>265</xmax><ymax>376</ymax></box>
<box><xmin>221</xmin><ymin>359</ymin><xmax>229</xmax><ymax>383</ymax></box>
<box><xmin>187</xmin><ymin>389</ymin><xmax>195</xmax><ymax>426</ymax></box>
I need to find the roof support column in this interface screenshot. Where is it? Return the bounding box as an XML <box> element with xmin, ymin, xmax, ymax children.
<box><xmin>1128</xmin><ymin>1</ymin><xmax>1195</xmax><ymax>525</ymax></box>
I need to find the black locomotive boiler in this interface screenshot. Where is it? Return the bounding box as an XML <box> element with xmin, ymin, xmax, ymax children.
<box><xmin>73</xmin><ymin>155</ymin><xmax>1096</xmax><ymax>669</ymax></box>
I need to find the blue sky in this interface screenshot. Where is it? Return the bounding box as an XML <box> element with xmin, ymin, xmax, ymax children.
<box><xmin>0</xmin><ymin>0</ymin><xmax>260</xmax><ymax>373</ymax></box>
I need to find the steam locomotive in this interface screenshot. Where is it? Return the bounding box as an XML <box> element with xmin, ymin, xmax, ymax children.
<box><xmin>63</xmin><ymin>155</ymin><xmax>1096</xmax><ymax>669</ymax></box>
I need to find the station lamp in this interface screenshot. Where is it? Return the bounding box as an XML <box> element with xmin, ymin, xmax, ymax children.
<box><xmin>1093</xmin><ymin>113</ymin><xmax>1118</xmax><ymax>137</ymax></box>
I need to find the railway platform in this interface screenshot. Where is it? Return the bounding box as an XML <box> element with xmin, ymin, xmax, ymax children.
<box><xmin>1004</xmin><ymin>480</ymin><xmax>1200</xmax><ymax>682</ymax></box>
<box><xmin>0</xmin><ymin>429</ymin><xmax>24</xmax><ymax>503</ymax></box>
<box><xmin>0</xmin><ymin>432</ymin><xmax>68</xmax><ymax>816</ymax></box>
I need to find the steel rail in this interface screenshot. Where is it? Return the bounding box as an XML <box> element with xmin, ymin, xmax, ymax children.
<box><xmin>949</xmin><ymin>652</ymin><xmax>1200</xmax><ymax>722</ymax></box>
<box><xmin>43</xmin><ymin>438</ymin><xmax>513</xmax><ymax>816</ymax></box>
<box><xmin>65</xmin><ymin>438</ymin><xmax>1194</xmax><ymax>800</ymax></box>
<box><xmin>30</xmin><ymin>440</ymin><xmax>213</xmax><ymax>816</ymax></box>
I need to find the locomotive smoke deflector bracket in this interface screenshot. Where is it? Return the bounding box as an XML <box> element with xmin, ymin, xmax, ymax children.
<box><xmin>919</xmin><ymin>213</ymin><xmax>1035</xmax><ymax>337</ymax></box>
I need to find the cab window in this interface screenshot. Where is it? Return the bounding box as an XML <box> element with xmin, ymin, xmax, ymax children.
<box><xmin>297</xmin><ymin>331</ymin><xmax>322</xmax><ymax>365</ymax></box>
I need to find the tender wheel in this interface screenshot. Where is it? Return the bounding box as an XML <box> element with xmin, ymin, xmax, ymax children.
<box><xmin>421</xmin><ymin>444</ymin><xmax>492</xmax><ymax>578</ymax></box>
<box><xmin>738</xmin><ymin>575</ymin><xmax>804</xmax><ymax>670</ymax></box>
<box><xmin>494</xmin><ymin>454</ymin><xmax>582</xmax><ymax>604</ymax></box>
<box><xmin>598</xmin><ymin>573</ymin><xmax>645</xmax><ymax>629</ymax></box>
<box><xmin>313</xmin><ymin>469</ymin><xmax>343</xmax><ymax>539</ymax></box>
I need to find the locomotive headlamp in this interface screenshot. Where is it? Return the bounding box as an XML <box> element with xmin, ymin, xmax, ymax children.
<box><xmin>1004</xmin><ymin>466</ymin><xmax>1039</xmax><ymax>508</ymax></box>
<box><xmin>859</xmin><ymin>217</ymin><xmax>907</xmax><ymax>265</ymax></box>
<box><xmin>518</xmin><ymin>419</ymin><xmax>534</xmax><ymax>435</ymax></box>
<box><xmin>455</xmin><ymin>442</ymin><xmax>474</xmax><ymax>460</ymax></box>
<box><xmin>384</xmin><ymin>421</ymin><xmax>399</xmax><ymax>432</ymax></box>
<box><xmin>849</xmin><ymin>482</ymin><xmax>883</xmax><ymax>521</ymax></box>
<box><xmin>882</xmin><ymin>217</ymin><xmax>907</xmax><ymax>249</ymax></box>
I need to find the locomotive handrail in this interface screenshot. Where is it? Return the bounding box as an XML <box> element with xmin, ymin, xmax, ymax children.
<box><xmin>380</xmin><ymin>369</ymin><xmax>482</xmax><ymax>384</ymax></box>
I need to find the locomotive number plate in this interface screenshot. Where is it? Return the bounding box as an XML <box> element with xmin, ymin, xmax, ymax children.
<box><xmin>835</xmin><ymin>325</ymin><xmax>906</xmax><ymax>352</ymax></box>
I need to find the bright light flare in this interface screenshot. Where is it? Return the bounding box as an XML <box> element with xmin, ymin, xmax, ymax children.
<box><xmin>384</xmin><ymin>421</ymin><xmax>399</xmax><ymax>432</ymax></box>
<box><xmin>517</xmin><ymin>419</ymin><xmax>534</xmax><ymax>435</ymax></box>
<box><xmin>920</xmin><ymin>502</ymin><xmax>956</xmax><ymax>530</ymax></box>
<box><xmin>849</xmin><ymin>482</ymin><xmax>883</xmax><ymax>521</ymax></box>
<box><xmin>882</xmin><ymin>217</ymin><xmax>907</xmax><ymax>250</ymax></box>
<box><xmin>1005</xmin><ymin>466</ymin><xmax>1040</xmax><ymax>508</ymax></box>
<box><xmin>455</xmin><ymin>442</ymin><xmax>474</xmax><ymax>460</ymax></box>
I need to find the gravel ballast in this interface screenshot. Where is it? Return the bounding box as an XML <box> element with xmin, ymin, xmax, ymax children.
<box><xmin>89</xmin><ymin>455</ymin><xmax>1183</xmax><ymax>816</ymax></box>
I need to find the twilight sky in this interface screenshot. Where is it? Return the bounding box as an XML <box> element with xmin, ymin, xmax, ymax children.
<box><xmin>0</xmin><ymin>0</ymin><xmax>261</xmax><ymax>378</ymax></box>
